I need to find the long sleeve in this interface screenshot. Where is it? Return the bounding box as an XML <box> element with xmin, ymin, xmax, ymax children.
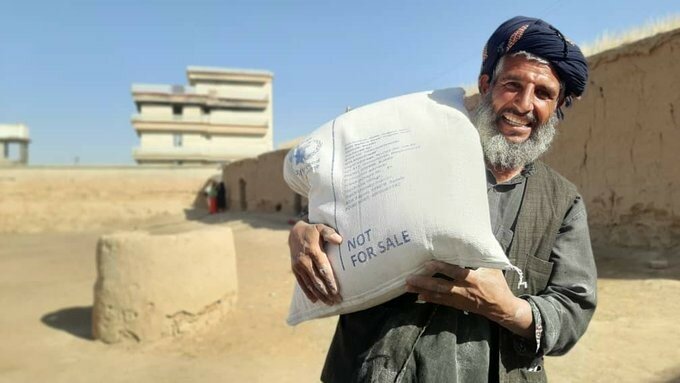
<box><xmin>524</xmin><ymin>195</ymin><xmax>598</xmax><ymax>356</ymax></box>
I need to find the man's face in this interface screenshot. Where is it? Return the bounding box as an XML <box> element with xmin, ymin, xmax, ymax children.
<box><xmin>481</xmin><ymin>54</ymin><xmax>561</xmax><ymax>144</ymax></box>
<box><xmin>473</xmin><ymin>54</ymin><xmax>562</xmax><ymax>170</ymax></box>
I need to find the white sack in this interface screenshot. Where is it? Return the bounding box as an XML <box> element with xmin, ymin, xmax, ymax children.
<box><xmin>283</xmin><ymin>88</ymin><xmax>518</xmax><ymax>325</ymax></box>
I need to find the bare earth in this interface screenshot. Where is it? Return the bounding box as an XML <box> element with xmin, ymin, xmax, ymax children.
<box><xmin>1</xmin><ymin>212</ymin><xmax>679</xmax><ymax>383</ymax></box>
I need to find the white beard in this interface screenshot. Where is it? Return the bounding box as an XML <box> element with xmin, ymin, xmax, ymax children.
<box><xmin>472</xmin><ymin>93</ymin><xmax>559</xmax><ymax>170</ymax></box>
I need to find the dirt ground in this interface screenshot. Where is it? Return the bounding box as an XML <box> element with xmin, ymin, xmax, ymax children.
<box><xmin>1</xmin><ymin>212</ymin><xmax>679</xmax><ymax>383</ymax></box>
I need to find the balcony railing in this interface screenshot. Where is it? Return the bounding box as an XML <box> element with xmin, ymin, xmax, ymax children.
<box><xmin>133</xmin><ymin>145</ymin><xmax>270</xmax><ymax>162</ymax></box>
<box><xmin>131</xmin><ymin>113</ymin><xmax>268</xmax><ymax>127</ymax></box>
<box><xmin>132</xmin><ymin>83</ymin><xmax>269</xmax><ymax>103</ymax></box>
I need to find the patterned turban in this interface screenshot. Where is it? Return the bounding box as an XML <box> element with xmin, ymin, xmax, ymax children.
<box><xmin>480</xmin><ymin>16</ymin><xmax>589</xmax><ymax>101</ymax></box>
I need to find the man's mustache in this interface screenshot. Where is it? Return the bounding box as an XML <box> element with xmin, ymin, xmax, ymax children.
<box><xmin>494</xmin><ymin>108</ymin><xmax>537</xmax><ymax>126</ymax></box>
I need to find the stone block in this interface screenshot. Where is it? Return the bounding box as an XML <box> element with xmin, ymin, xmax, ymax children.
<box><xmin>92</xmin><ymin>226</ymin><xmax>237</xmax><ymax>343</ymax></box>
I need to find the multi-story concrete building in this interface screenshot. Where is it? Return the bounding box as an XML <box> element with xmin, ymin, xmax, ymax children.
<box><xmin>131</xmin><ymin>66</ymin><xmax>273</xmax><ymax>165</ymax></box>
<box><xmin>0</xmin><ymin>124</ymin><xmax>30</xmax><ymax>166</ymax></box>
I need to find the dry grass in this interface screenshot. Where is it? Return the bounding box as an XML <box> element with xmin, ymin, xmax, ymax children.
<box><xmin>580</xmin><ymin>14</ymin><xmax>680</xmax><ymax>56</ymax></box>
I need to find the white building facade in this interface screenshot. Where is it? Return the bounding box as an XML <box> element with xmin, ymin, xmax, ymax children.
<box><xmin>131</xmin><ymin>66</ymin><xmax>273</xmax><ymax>165</ymax></box>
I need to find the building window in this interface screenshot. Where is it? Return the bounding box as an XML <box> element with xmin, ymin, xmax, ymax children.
<box><xmin>202</xmin><ymin>106</ymin><xmax>210</xmax><ymax>116</ymax></box>
<box><xmin>173</xmin><ymin>105</ymin><xmax>183</xmax><ymax>116</ymax></box>
<box><xmin>173</xmin><ymin>133</ymin><xmax>183</xmax><ymax>147</ymax></box>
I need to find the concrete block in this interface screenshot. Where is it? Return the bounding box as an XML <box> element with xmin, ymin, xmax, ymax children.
<box><xmin>92</xmin><ymin>226</ymin><xmax>238</xmax><ymax>343</ymax></box>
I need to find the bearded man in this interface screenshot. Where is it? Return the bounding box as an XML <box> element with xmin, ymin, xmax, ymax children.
<box><xmin>288</xmin><ymin>16</ymin><xmax>597</xmax><ymax>383</ymax></box>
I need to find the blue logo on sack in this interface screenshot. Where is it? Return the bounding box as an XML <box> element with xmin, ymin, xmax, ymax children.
<box><xmin>290</xmin><ymin>139</ymin><xmax>322</xmax><ymax>166</ymax></box>
<box><xmin>293</xmin><ymin>147</ymin><xmax>306</xmax><ymax>165</ymax></box>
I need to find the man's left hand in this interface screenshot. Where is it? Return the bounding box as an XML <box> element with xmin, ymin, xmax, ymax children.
<box><xmin>406</xmin><ymin>260</ymin><xmax>534</xmax><ymax>339</ymax></box>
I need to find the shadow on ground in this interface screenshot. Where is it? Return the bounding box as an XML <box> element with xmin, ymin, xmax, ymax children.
<box><xmin>182</xmin><ymin>208</ymin><xmax>297</xmax><ymax>231</ymax></box>
<box><xmin>592</xmin><ymin>241</ymin><xmax>680</xmax><ymax>280</ymax></box>
<box><xmin>41</xmin><ymin>306</ymin><xmax>94</xmax><ymax>340</ymax></box>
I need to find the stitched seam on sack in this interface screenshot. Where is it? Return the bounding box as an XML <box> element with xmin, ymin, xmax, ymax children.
<box><xmin>288</xmin><ymin>259</ymin><xmax>520</xmax><ymax>323</ymax></box>
<box><xmin>330</xmin><ymin>118</ymin><xmax>345</xmax><ymax>271</ymax></box>
<box><xmin>289</xmin><ymin>264</ymin><xmax>430</xmax><ymax>323</ymax></box>
<box><xmin>289</xmin><ymin>265</ymin><xmax>512</xmax><ymax>323</ymax></box>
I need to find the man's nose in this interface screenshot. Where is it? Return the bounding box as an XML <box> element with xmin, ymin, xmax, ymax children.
<box><xmin>513</xmin><ymin>88</ymin><xmax>534</xmax><ymax>114</ymax></box>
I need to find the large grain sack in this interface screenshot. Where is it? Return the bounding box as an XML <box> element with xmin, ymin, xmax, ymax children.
<box><xmin>283</xmin><ymin>88</ymin><xmax>520</xmax><ymax>325</ymax></box>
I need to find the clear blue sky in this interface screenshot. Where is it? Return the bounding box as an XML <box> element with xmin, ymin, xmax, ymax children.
<box><xmin>1</xmin><ymin>0</ymin><xmax>678</xmax><ymax>165</ymax></box>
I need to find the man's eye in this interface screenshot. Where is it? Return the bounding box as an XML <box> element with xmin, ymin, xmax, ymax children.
<box><xmin>505</xmin><ymin>82</ymin><xmax>520</xmax><ymax>91</ymax></box>
<box><xmin>536</xmin><ymin>90</ymin><xmax>554</xmax><ymax>100</ymax></box>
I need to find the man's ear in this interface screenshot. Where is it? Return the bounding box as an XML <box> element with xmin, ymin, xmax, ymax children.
<box><xmin>478</xmin><ymin>75</ymin><xmax>491</xmax><ymax>95</ymax></box>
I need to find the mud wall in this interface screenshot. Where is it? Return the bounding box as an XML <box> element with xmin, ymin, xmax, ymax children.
<box><xmin>222</xmin><ymin>149</ymin><xmax>305</xmax><ymax>216</ymax></box>
<box><xmin>543</xmin><ymin>29</ymin><xmax>680</xmax><ymax>248</ymax></box>
<box><xmin>0</xmin><ymin>166</ymin><xmax>218</xmax><ymax>233</ymax></box>
<box><xmin>222</xmin><ymin>158</ymin><xmax>258</xmax><ymax>211</ymax></box>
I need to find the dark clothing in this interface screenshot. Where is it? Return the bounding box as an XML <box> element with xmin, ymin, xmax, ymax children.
<box><xmin>321</xmin><ymin>162</ymin><xmax>597</xmax><ymax>383</ymax></box>
<box><xmin>217</xmin><ymin>182</ymin><xmax>227</xmax><ymax>210</ymax></box>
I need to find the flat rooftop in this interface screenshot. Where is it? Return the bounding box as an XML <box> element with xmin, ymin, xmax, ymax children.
<box><xmin>186</xmin><ymin>66</ymin><xmax>273</xmax><ymax>78</ymax></box>
<box><xmin>187</xmin><ymin>66</ymin><xmax>273</xmax><ymax>86</ymax></box>
<box><xmin>0</xmin><ymin>124</ymin><xmax>30</xmax><ymax>141</ymax></box>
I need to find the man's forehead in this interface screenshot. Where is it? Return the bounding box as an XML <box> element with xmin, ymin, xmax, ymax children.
<box><xmin>497</xmin><ymin>56</ymin><xmax>561</xmax><ymax>88</ymax></box>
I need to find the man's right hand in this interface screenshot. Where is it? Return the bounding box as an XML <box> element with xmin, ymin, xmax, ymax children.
<box><xmin>289</xmin><ymin>221</ymin><xmax>343</xmax><ymax>305</ymax></box>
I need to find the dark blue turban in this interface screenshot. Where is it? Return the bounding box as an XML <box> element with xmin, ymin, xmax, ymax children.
<box><xmin>480</xmin><ymin>16</ymin><xmax>589</xmax><ymax>100</ymax></box>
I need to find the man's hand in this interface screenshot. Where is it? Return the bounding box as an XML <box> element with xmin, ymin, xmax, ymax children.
<box><xmin>289</xmin><ymin>221</ymin><xmax>343</xmax><ymax>305</ymax></box>
<box><xmin>406</xmin><ymin>260</ymin><xmax>534</xmax><ymax>339</ymax></box>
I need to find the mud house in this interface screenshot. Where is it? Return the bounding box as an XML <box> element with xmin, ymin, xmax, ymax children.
<box><xmin>222</xmin><ymin>149</ymin><xmax>307</xmax><ymax>216</ymax></box>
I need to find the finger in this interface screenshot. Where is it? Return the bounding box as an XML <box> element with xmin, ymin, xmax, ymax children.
<box><xmin>294</xmin><ymin>266</ymin><xmax>320</xmax><ymax>302</ymax></box>
<box><xmin>425</xmin><ymin>261</ymin><xmax>470</xmax><ymax>280</ymax></box>
<box><xmin>294</xmin><ymin>258</ymin><xmax>336</xmax><ymax>305</ymax></box>
<box><xmin>315</xmin><ymin>224</ymin><xmax>343</xmax><ymax>244</ymax></box>
<box><xmin>406</xmin><ymin>275</ymin><xmax>455</xmax><ymax>294</ymax></box>
<box><xmin>310</xmin><ymin>250</ymin><xmax>339</xmax><ymax>297</ymax></box>
<box><xmin>313</xmin><ymin>263</ymin><xmax>342</xmax><ymax>303</ymax></box>
<box><xmin>296</xmin><ymin>265</ymin><xmax>336</xmax><ymax>305</ymax></box>
<box><xmin>405</xmin><ymin>282</ymin><xmax>470</xmax><ymax>312</ymax></box>
<box><xmin>416</xmin><ymin>291</ymin><xmax>462</xmax><ymax>307</ymax></box>
<box><xmin>314</xmin><ymin>262</ymin><xmax>342</xmax><ymax>302</ymax></box>
<box><xmin>290</xmin><ymin>223</ymin><xmax>338</xmax><ymax>305</ymax></box>
<box><xmin>294</xmin><ymin>272</ymin><xmax>318</xmax><ymax>303</ymax></box>
<box><xmin>304</xmin><ymin>228</ymin><xmax>340</xmax><ymax>297</ymax></box>
<box><xmin>305</xmin><ymin>242</ymin><xmax>336</xmax><ymax>292</ymax></box>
